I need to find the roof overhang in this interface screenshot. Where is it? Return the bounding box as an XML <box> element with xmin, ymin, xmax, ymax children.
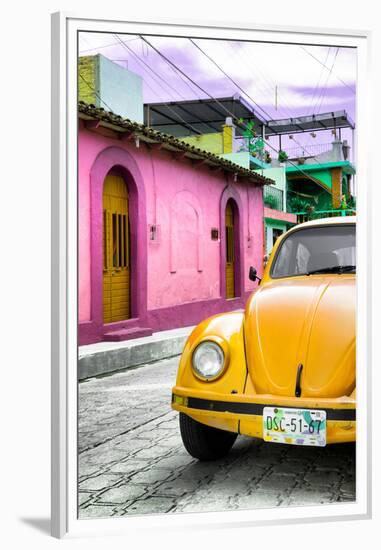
<box><xmin>286</xmin><ymin>160</ymin><xmax>356</xmax><ymax>175</ymax></box>
<box><xmin>144</xmin><ymin>95</ymin><xmax>266</xmax><ymax>137</ymax></box>
<box><xmin>264</xmin><ymin>111</ymin><xmax>355</xmax><ymax>136</ymax></box>
<box><xmin>78</xmin><ymin>102</ymin><xmax>274</xmax><ymax>187</ymax></box>
<box><xmin>144</xmin><ymin>97</ymin><xmax>355</xmax><ymax>139</ymax></box>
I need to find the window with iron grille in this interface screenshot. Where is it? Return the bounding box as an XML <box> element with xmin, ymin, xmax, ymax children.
<box><xmin>111</xmin><ymin>213</ymin><xmax>129</xmax><ymax>268</ymax></box>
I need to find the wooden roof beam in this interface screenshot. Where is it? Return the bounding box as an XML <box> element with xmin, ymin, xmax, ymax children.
<box><xmin>192</xmin><ymin>158</ymin><xmax>208</xmax><ymax>167</ymax></box>
<box><xmin>84</xmin><ymin>119</ymin><xmax>101</xmax><ymax>130</ymax></box>
<box><xmin>118</xmin><ymin>130</ymin><xmax>136</xmax><ymax>141</ymax></box>
<box><xmin>172</xmin><ymin>151</ymin><xmax>188</xmax><ymax>161</ymax></box>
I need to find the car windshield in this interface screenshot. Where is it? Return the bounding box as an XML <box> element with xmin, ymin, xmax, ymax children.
<box><xmin>271</xmin><ymin>224</ymin><xmax>356</xmax><ymax>279</ymax></box>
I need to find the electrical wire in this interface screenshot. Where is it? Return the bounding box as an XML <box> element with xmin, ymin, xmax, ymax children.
<box><xmin>135</xmin><ymin>37</ymin><xmax>203</xmax><ymax>100</ymax></box>
<box><xmin>113</xmin><ymin>35</ymin><xmax>202</xmax><ymax>135</ymax></box>
<box><xmin>308</xmin><ymin>47</ymin><xmax>331</xmax><ymax>115</ymax></box>
<box><xmin>139</xmin><ymin>35</ymin><xmax>338</xmax><ymax>189</ymax></box>
<box><xmin>315</xmin><ymin>48</ymin><xmax>339</xmax><ymax>114</ymax></box>
<box><xmin>189</xmin><ymin>38</ymin><xmax>331</xmax><ymax>169</ymax></box>
<box><xmin>78</xmin><ymin>35</ymin><xmax>140</xmax><ymax>54</ymax></box>
<box><xmin>300</xmin><ymin>45</ymin><xmax>356</xmax><ymax>94</ymax></box>
<box><xmin>223</xmin><ymin>41</ymin><xmax>336</xmax><ymax>164</ymax></box>
<box><xmin>189</xmin><ymin>38</ymin><xmax>271</xmax><ymax>123</ymax></box>
<box><xmin>78</xmin><ymin>72</ymin><xmax>114</xmax><ymax>112</ymax></box>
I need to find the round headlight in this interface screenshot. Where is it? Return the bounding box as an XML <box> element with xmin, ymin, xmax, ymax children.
<box><xmin>192</xmin><ymin>341</ymin><xmax>225</xmax><ymax>380</ymax></box>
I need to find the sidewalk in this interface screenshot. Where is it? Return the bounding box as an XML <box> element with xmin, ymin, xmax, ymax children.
<box><xmin>78</xmin><ymin>325</ymin><xmax>195</xmax><ymax>380</ymax></box>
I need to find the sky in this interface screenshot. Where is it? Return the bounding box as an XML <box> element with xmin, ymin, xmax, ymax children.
<box><xmin>78</xmin><ymin>32</ymin><xmax>357</xmax><ymax>156</ymax></box>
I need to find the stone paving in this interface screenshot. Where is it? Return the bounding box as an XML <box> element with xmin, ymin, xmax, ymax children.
<box><xmin>78</xmin><ymin>356</ymin><xmax>356</xmax><ymax>518</ymax></box>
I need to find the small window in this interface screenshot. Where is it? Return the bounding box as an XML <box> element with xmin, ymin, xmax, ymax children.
<box><xmin>272</xmin><ymin>228</ymin><xmax>284</xmax><ymax>246</ymax></box>
<box><xmin>211</xmin><ymin>228</ymin><xmax>219</xmax><ymax>241</ymax></box>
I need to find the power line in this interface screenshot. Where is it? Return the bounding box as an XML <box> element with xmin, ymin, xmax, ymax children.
<box><xmin>113</xmin><ymin>34</ymin><xmax>202</xmax><ymax>135</ymax></box>
<box><xmin>78</xmin><ymin>72</ymin><xmax>114</xmax><ymax>112</ymax></box>
<box><xmin>79</xmin><ymin>36</ymin><xmax>140</xmax><ymax>54</ymax></box>
<box><xmin>114</xmin><ymin>35</ymin><xmax>187</xmax><ymax>100</ymax></box>
<box><xmin>300</xmin><ymin>45</ymin><xmax>356</xmax><ymax>94</ymax></box>
<box><xmin>189</xmin><ymin>38</ymin><xmax>330</xmax><ymax>170</ymax></box>
<box><xmin>139</xmin><ymin>35</ymin><xmax>339</xmax><ymax>189</ymax></box>
<box><xmin>224</xmin><ymin>41</ymin><xmax>290</xmax><ymax>120</ymax></box>
<box><xmin>308</xmin><ymin>47</ymin><xmax>331</xmax><ymax>115</ymax></box>
<box><xmin>140</xmin><ymin>36</ymin><xmax>243</xmax><ymax>118</ymax></box>
<box><xmin>136</xmin><ymin>37</ymin><xmax>202</xmax><ymax>100</ymax></box>
<box><xmin>315</xmin><ymin>48</ymin><xmax>339</xmax><ymax>114</ymax></box>
<box><xmin>189</xmin><ymin>38</ymin><xmax>271</xmax><ymax>123</ymax></box>
<box><xmin>116</xmin><ymin>35</ymin><xmax>202</xmax><ymax>105</ymax></box>
<box><xmin>223</xmin><ymin>41</ymin><xmax>336</xmax><ymax>163</ymax></box>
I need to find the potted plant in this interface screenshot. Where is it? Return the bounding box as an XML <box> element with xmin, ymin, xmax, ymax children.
<box><xmin>278</xmin><ymin>150</ymin><xmax>288</xmax><ymax>163</ymax></box>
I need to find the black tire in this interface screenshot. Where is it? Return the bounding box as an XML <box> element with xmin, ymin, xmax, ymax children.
<box><xmin>179</xmin><ymin>413</ymin><xmax>238</xmax><ymax>461</ymax></box>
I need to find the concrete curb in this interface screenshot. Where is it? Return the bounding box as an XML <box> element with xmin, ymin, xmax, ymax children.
<box><xmin>78</xmin><ymin>326</ymin><xmax>194</xmax><ymax>380</ymax></box>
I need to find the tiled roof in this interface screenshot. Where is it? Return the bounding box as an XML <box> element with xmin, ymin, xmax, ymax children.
<box><xmin>78</xmin><ymin>101</ymin><xmax>273</xmax><ymax>187</ymax></box>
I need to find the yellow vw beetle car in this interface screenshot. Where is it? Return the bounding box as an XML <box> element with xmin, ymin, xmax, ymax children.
<box><xmin>172</xmin><ymin>216</ymin><xmax>356</xmax><ymax>460</ymax></box>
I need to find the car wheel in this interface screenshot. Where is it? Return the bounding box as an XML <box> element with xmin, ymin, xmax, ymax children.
<box><xmin>179</xmin><ymin>413</ymin><xmax>238</xmax><ymax>461</ymax></box>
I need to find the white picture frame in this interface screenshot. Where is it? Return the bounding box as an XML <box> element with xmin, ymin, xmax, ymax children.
<box><xmin>51</xmin><ymin>12</ymin><xmax>372</xmax><ymax>539</ymax></box>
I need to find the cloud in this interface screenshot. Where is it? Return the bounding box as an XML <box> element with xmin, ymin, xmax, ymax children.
<box><xmin>78</xmin><ymin>32</ymin><xmax>356</xmax><ymax>119</ymax></box>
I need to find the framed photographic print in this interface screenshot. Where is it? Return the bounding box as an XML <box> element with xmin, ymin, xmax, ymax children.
<box><xmin>51</xmin><ymin>12</ymin><xmax>371</xmax><ymax>539</ymax></box>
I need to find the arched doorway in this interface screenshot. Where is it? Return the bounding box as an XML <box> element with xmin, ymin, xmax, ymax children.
<box><xmin>102</xmin><ymin>173</ymin><xmax>130</xmax><ymax>323</ymax></box>
<box><xmin>78</xmin><ymin>146</ymin><xmax>149</xmax><ymax>345</ymax></box>
<box><xmin>225</xmin><ymin>199</ymin><xmax>236</xmax><ymax>298</ymax></box>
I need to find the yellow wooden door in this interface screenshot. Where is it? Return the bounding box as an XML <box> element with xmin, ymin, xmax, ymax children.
<box><xmin>225</xmin><ymin>201</ymin><xmax>235</xmax><ymax>298</ymax></box>
<box><xmin>103</xmin><ymin>174</ymin><xmax>130</xmax><ymax>323</ymax></box>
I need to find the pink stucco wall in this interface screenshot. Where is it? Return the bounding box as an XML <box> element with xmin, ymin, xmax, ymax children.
<box><xmin>78</xmin><ymin>127</ymin><xmax>264</xmax><ymax>324</ymax></box>
<box><xmin>264</xmin><ymin>206</ymin><xmax>297</xmax><ymax>224</ymax></box>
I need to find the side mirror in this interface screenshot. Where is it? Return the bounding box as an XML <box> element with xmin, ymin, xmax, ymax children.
<box><xmin>249</xmin><ymin>266</ymin><xmax>261</xmax><ymax>283</ymax></box>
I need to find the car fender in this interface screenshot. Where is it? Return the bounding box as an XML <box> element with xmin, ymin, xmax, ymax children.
<box><xmin>175</xmin><ymin>311</ymin><xmax>248</xmax><ymax>396</ymax></box>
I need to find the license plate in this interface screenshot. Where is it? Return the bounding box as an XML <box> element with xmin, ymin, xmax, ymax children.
<box><xmin>263</xmin><ymin>407</ymin><xmax>327</xmax><ymax>447</ymax></box>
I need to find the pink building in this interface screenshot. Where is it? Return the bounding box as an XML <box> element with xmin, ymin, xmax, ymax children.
<box><xmin>78</xmin><ymin>102</ymin><xmax>272</xmax><ymax>345</ymax></box>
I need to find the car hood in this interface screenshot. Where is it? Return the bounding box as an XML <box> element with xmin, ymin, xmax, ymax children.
<box><xmin>244</xmin><ymin>276</ymin><xmax>355</xmax><ymax>398</ymax></box>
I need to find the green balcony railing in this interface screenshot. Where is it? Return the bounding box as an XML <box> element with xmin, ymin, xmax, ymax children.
<box><xmin>264</xmin><ymin>185</ymin><xmax>284</xmax><ymax>211</ymax></box>
<box><xmin>295</xmin><ymin>208</ymin><xmax>356</xmax><ymax>224</ymax></box>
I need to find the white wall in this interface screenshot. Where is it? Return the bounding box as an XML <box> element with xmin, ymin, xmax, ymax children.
<box><xmin>99</xmin><ymin>54</ymin><xmax>144</xmax><ymax>122</ymax></box>
<box><xmin>1</xmin><ymin>2</ymin><xmax>379</xmax><ymax>548</ymax></box>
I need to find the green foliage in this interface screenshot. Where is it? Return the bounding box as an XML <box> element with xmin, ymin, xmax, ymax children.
<box><xmin>278</xmin><ymin>150</ymin><xmax>288</xmax><ymax>162</ymax></box>
<box><xmin>239</xmin><ymin>119</ymin><xmax>265</xmax><ymax>155</ymax></box>
<box><xmin>242</xmin><ymin>119</ymin><xmax>256</xmax><ymax>139</ymax></box>
<box><xmin>264</xmin><ymin>194</ymin><xmax>278</xmax><ymax>209</ymax></box>
<box><xmin>289</xmin><ymin>196</ymin><xmax>315</xmax><ymax>213</ymax></box>
<box><xmin>340</xmin><ymin>195</ymin><xmax>348</xmax><ymax>209</ymax></box>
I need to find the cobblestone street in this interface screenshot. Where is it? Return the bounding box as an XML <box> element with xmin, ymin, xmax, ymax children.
<box><xmin>78</xmin><ymin>357</ymin><xmax>355</xmax><ymax>518</ymax></box>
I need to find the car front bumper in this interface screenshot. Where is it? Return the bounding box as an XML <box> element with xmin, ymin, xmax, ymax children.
<box><xmin>171</xmin><ymin>387</ymin><xmax>356</xmax><ymax>444</ymax></box>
